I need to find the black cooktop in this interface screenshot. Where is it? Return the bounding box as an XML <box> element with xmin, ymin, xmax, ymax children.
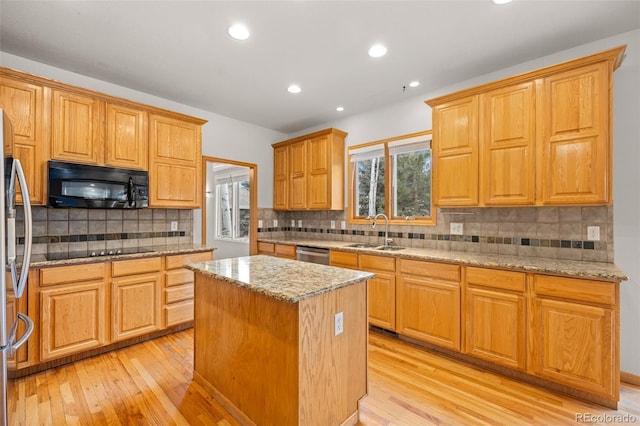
<box><xmin>44</xmin><ymin>247</ymin><xmax>156</xmax><ymax>261</ymax></box>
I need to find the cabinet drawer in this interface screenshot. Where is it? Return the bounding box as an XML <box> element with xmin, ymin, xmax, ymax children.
<box><xmin>165</xmin><ymin>251</ymin><xmax>213</xmax><ymax>270</ymax></box>
<box><xmin>165</xmin><ymin>284</ymin><xmax>194</xmax><ymax>304</ymax></box>
<box><xmin>533</xmin><ymin>275</ymin><xmax>616</xmax><ymax>306</ymax></box>
<box><xmin>330</xmin><ymin>251</ymin><xmax>358</xmax><ymax>268</ymax></box>
<box><xmin>40</xmin><ymin>263</ymin><xmax>105</xmax><ymax>286</ymax></box>
<box><xmin>400</xmin><ymin>259</ymin><xmax>459</xmax><ymax>282</ymax></box>
<box><xmin>275</xmin><ymin>244</ymin><xmax>296</xmax><ymax>259</ymax></box>
<box><xmin>359</xmin><ymin>254</ymin><xmax>395</xmax><ymax>272</ymax></box>
<box><xmin>257</xmin><ymin>241</ymin><xmax>275</xmax><ymax>255</ymax></box>
<box><xmin>112</xmin><ymin>256</ymin><xmax>162</xmax><ymax>277</ymax></box>
<box><xmin>165</xmin><ymin>301</ymin><xmax>194</xmax><ymax>326</ymax></box>
<box><xmin>166</xmin><ymin>269</ymin><xmax>194</xmax><ymax>287</ymax></box>
<box><xmin>466</xmin><ymin>267</ymin><xmax>525</xmax><ymax>292</ymax></box>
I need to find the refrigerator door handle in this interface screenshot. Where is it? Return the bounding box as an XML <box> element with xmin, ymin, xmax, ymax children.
<box><xmin>7</xmin><ymin>159</ymin><xmax>32</xmax><ymax>298</ymax></box>
<box><xmin>9</xmin><ymin>313</ymin><xmax>34</xmax><ymax>354</ymax></box>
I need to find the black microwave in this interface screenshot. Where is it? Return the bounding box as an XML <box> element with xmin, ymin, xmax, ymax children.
<box><xmin>48</xmin><ymin>161</ymin><xmax>149</xmax><ymax>209</ymax></box>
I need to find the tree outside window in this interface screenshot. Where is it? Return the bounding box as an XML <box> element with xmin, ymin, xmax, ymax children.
<box><xmin>216</xmin><ymin>176</ymin><xmax>250</xmax><ymax>240</ymax></box>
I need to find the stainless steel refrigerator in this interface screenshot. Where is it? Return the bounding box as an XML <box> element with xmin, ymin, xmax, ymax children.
<box><xmin>0</xmin><ymin>109</ymin><xmax>33</xmax><ymax>425</ymax></box>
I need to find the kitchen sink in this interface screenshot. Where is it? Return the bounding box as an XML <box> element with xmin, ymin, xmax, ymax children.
<box><xmin>375</xmin><ymin>246</ymin><xmax>405</xmax><ymax>251</ymax></box>
<box><xmin>344</xmin><ymin>243</ymin><xmax>378</xmax><ymax>248</ymax></box>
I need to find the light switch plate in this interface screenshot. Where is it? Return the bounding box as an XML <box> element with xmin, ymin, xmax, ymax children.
<box><xmin>298</xmin><ymin>220</ymin><xmax>302</xmax><ymax>228</ymax></box>
<box><xmin>450</xmin><ymin>222</ymin><xmax>463</xmax><ymax>235</ymax></box>
<box><xmin>258</xmin><ymin>220</ymin><xmax>263</xmax><ymax>228</ymax></box>
<box><xmin>341</xmin><ymin>221</ymin><xmax>346</xmax><ymax>230</ymax></box>
<box><xmin>273</xmin><ymin>219</ymin><xmax>278</xmax><ymax>227</ymax></box>
<box><xmin>291</xmin><ymin>220</ymin><xmax>295</xmax><ymax>227</ymax></box>
<box><xmin>330</xmin><ymin>220</ymin><xmax>336</xmax><ymax>229</ymax></box>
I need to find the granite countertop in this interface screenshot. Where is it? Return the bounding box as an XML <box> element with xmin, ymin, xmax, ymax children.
<box><xmin>186</xmin><ymin>255</ymin><xmax>374</xmax><ymax>303</ymax></box>
<box><xmin>258</xmin><ymin>238</ymin><xmax>628</xmax><ymax>282</ymax></box>
<box><xmin>28</xmin><ymin>243</ymin><xmax>215</xmax><ymax>268</ymax></box>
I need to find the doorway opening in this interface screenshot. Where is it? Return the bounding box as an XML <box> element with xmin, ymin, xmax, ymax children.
<box><xmin>202</xmin><ymin>156</ymin><xmax>257</xmax><ymax>259</ymax></box>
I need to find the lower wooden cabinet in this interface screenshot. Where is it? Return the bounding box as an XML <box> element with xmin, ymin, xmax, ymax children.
<box><xmin>464</xmin><ymin>267</ymin><xmax>527</xmax><ymax>370</ymax></box>
<box><xmin>111</xmin><ymin>257</ymin><xmax>162</xmax><ymax>341</ymax></box>
<box><xmin>257</xmin><ymin>242</ymin><xmax>296</xmax><ymax>260</ymax></box>
<box><xmin>164</xmin><ymin>251</ymin><xmax>213</xmax><ymax>327</ymax></box>
<box><xmin>531</xmin><ymin>275</ymin><xmax>617</xmax><ymax>398</ymax></box>
<box><xmin>397</xmin><ymin>259</ymin><xmax>461</xmax><ymax>350</ymax></box>
<box><xmin>359</xmin><ymin>254</ymin><xmax>396</xmax><ymax>331</ymax></box>
<box><xmin>39</xmin><ymin>263</ymin><xmax>107</xmax><ymax>362</ymax></box>
<box><xmin>329</xmin><ymin>250</ymin><xmax>358</xmax><ymax>269</ymax></box>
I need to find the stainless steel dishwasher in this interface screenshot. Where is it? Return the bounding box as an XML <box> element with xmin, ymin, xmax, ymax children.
<box><xmin>296</xmin><ymin>246</ymin><xmax>330</xmax><ymax>265</ymax></box>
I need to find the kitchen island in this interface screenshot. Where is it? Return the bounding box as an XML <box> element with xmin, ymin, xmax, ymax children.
<box><xmin>186</xmin><ymin>255</ymin><xmax>374</xmax><ymax>426</ymax></box>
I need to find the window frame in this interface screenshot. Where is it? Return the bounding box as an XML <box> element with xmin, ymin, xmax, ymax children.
<box><xmin>347</xmin><ymin>130</ymin><xmax>435</xmax><ymax>226</ymax></box>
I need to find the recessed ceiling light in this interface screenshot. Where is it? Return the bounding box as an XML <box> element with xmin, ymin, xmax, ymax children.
<box><xmin>368</xmin><ymin>44</ymin><xmax>387</xmax><ymax>58</ymax></box>
<box><xmin>409</xmin><ymin>81</ymin><xmax>420</xmax><ymax>88</ymax></box>
<box><xmin>336</xmin><ymin>106</ymin><xmax>344</xmax><ymax>112</ymax></box>
<box><xmin>287</xmin><ymin>84</ymin><xmax>301</xmax><ymax>94</ymax></box>
<box><xmin>228</xmin><ymin>23</ymin><xmax>250</xmax><ymax>40</ymax></box>
<box><xmin>492</xmin><ymin>0</ymin><xmax>512</xmax><ymax>4</ymax></box>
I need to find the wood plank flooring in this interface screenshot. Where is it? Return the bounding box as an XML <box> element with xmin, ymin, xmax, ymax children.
<box><xmin>8</xmin><ymin>328</ymin><xmax>640</xmax><ymax>425</ymax></box>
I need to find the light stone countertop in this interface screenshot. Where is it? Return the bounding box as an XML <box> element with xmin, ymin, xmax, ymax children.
<box><xmin>186</xmin><ymin>255</ymin><xmax>374</xmax><ymax>303</ymax></box>
<box><xmin>258</xmin><ymin>238</ymin><xmax>628</xmax><ymax>282</ymax></box>
<box><xmin>28</xmin><ymin>243</ymin><xmax>215</xmax><ymax>268</ymax></box>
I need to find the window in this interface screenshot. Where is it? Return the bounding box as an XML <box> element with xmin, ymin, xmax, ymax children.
<box><xmin>215</xmin><ymin>175</ymin><xmax>250</xmax><ymax>240</ymax></box>
<box><xmin>348</xmin><ymin>131</ymin><xmax>434</xmax><ymax>225</ymax></box>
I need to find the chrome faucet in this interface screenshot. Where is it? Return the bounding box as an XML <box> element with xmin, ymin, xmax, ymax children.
<box><xmin>367</xmin><ymin>213</ymin><xmax>393</xmax><ymax>247</ymax></box>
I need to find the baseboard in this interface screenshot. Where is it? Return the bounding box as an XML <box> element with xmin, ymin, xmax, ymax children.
<box><xmin>621</xmin><ymin>371</ymin><xmax>640</xmax><ymax>386</ymax></box>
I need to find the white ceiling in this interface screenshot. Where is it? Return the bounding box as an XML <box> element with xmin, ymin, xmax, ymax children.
<box><xmin>1</xmin><ymin>1</ymin><xmax>639</xmax><ymax>134</ymax></box>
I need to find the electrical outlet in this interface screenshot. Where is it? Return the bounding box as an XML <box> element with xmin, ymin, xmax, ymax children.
<box><xmin>170</xmin><ymin>221</ymin><xmax>178</xmax><ymax>231</ymax></box>
<box><xmin>587</xmin><ymin>226</ymin><xmax>600</xmax><ymax>241</ymax></box>
<box><xmin>298</xmin><ymin>220</ymin><xmax>302</xmax><ymax>228</ymax></box>
<box><xmin>273</xmin><ymin>219</ymin><xmax>278</xmax><ymax>227</ymax></box>
<box><xmin>330</xmin><ymin>220</ymin><xmax>336</xmax><ymax>229</ymax></box>
<box><xmin>334</xmin><ymin>312</ymin><xmax>344</xmax><ymax>336</ymax></box>
<box><xmin>450</xmin><ymin>222</ymin><xmax>463</xmax><ymax>235</ymax></box>
<box><xmin>258</xmin><ymin>220</ymin><xmax>263</xmax><ymax>228</ymax></box>
<box><xmin>291</xmin><ymin>220</ymin><xmax>295</xmax><ymax>227</ymax></box>
<box><xmin>341</xmin><ymin>221</ymin><xmax>346</xmax><ymax>230</ymax></box>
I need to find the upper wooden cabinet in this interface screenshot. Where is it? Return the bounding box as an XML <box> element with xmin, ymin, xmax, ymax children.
<box><xmin>105</xmin><ymin>103</ymin><xmax>148</xmax><ymax>170</ymax></box>
<box><xmin>0</xmin><ymin>67</ymin><xmax>207</xmax><ymax>208</ymax></box>
<box><xmin>427</xmin><ymin>46</ymin><xmax>625</xmax><ymax>207</ymax></box>
<box><xmin>0</xmin><ymin>71</ymin><xmax>50</xmax><ymax>205</ymax></box>
<box><xmin>51</xmin><ymin>88</ymin><xmax>104</xmax><ymax>165</ymax></box>
<box><xmin>148</xmin><ymin>113</ymin><xmax>204</xmax><ymax>208</ymax></box>
<box><xmin>272</xmin><ymin>128</ymin><xmax>347</xmax><ymax>211</ymax></box>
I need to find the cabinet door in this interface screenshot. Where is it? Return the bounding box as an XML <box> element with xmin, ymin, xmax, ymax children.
<box><xmin>0</xmin><ymin>76</ymin><xmax>48</xmax><ymax>204</ymax></box>
<box><xmin>307</xmin><ymin>135</ymin><xmax>330</xmax><ymax>209</ymax></box>
<box><xmin>289</xmin><ymin>140</ymin><xmax>307</xmax><ymax>209</ymax></box>
<box><xmin>481</xmin><ymin>82</ymin><xmax>535</xmax><ymax>205</ymax></box>
<box><xmin>359</xmin><ymin>254</ymin><xmax>396</xmax><ymax>331</ymax></box>
<box><xmin>432</xmin><ymin>95</ymin><xmax>479</xmax><ymax>206</ymax></box>
<box><xmin>465</xmin><ymin>267</ymin><xmax>526</xmax><ymax>369</ymax></box>
<box><xmin>149</xmin><ymin>114</ymin><xmax>202</xmax><ymax>208</ymax></box>
<box><xmin>105</xmin><ymin>103</ymin><xmax>147</xmax><ymax>169</ymax></box>
<box><xmin>51</xmin><ymin>89</ymin><xmax>103</xmax><ymax>165</ymax></box>
<box><xmin>273</xmin><ymin>145</ymin><xmax>288</xmax><ymax>210</ymax></box>
<box><xmin>532</xmin><ymin>297</ymin><xmax>614</xmax><ymax>396</ymax></box>
<box><xmin>540</xmin><ymin>62</ymin><xmax>610</xmax><ymax>205</ymax></box>
<box><xmin>112</xmin><ymin>273</ymin><xmax>161</xmax><ymax>341</ymax></box>
<box><xmin>40</xmin><ymin>282</ymin><xmax>106</xmax><ymax>361</ymax></box>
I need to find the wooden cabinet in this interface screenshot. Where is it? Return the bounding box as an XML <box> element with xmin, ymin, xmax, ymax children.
<box><xmin>530</xmin><ymin>274</ymin><xmax>617</xmax><ymax>401</ymax></box>
<box><xmin>329</xmin><ymin>250</ymin><xmax>358</xmax><ymax>269</ymax></box>
<box><xmin>481</xmin><ymin>82</ymin><xmax>536</xmax><ymax>205</ymax></box>
<box><xmin>0</xmin><ymin>71</ymin><xmax>49</xmax><ymax>205</ymax></box>
<box><xmin>39</xmin><ymin>263</ymin><xmax>107</xmax><ymax>361</ymax></box>
<box><xmin>427</xmin><ymin>46</ymin><xmax>624</xmax><ymax>207</ymax></box>
<box><xmin>149</xmin><ymin>113</ymin><xmax>204</xmax><ymax>208</ymax></box>
<box><xmin>540</xmin><ymin>62</ymin><xmax>610</xmax><ymax>204</ymax></box>
<box><xmin>397</xmin><ymin>259</ymin><xmax>461</xmax><ymax>350</ymax></box>
<box><xmin>164</xmin><ymin>251</ymin><xmax>213</xmax><ymax>327</ymax></box>
<box><xmin>359</xmin><ymin>254</ymin><xmax>396</xmax><ymax>331</ymax></box>
<box><xmin>464</xmin><ymin>267</ymin><xmax>526</xmax><ymax>370</ymax></box>
<box><xmin>272</xmin><ymin>128</ymin><xmax>346</xmax><ymax>211</ymax></box>
<box><xmin>51</xmin><ymin>88</ymin><xmax>104</xmax><ymax>165</ymax></box>
<box><xmin>105</xmin><ymin>102</ymin><xmax>148</xmax><ymax>169</ymax></box>
<box><xmin>431</xmin><ymin>95</ymin><xmax>479</xmax><ymax>206</ymax></box>
<box><xmin>111</xmin><ymin>257</ymin><xmax>162</xmax><ymax>341</ymax></box>
<box><xmin>257</xmin><ymin>242</ymin><xmax>296</xmax><ymax>260</ymax></box>
<box><xmin>273</xmin><ymin>145</ymin><xmax>288</xmax><ymax>210</ymax></box>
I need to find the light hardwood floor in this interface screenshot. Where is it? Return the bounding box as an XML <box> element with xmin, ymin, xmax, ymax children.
<box><xmin>9</xmin><ymin>329</ymin><xmax>640</xmax><ymax>425</ymax></box>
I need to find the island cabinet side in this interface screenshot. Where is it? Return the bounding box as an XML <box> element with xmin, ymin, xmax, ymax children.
<box><xmin>193</xmin><ymin>273</ymin><xmax>368</xmax><ymax>426</ymax></box>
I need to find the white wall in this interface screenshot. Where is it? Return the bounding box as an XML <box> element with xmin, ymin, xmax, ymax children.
<box><xmin>293</xmin><ymin>29</ymin><xmax>640</xmax><ymax>375</ymax></box>
<box><xmin>0</xmin><ymin>51</ymin><xmax>286</xmax><ymax>245</ymax></box>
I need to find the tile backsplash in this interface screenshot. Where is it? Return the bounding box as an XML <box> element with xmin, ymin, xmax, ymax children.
<box><xmin>258</xmin><ymin>206</ymin><xmax>614</xmax><ymax>263</ymax></box>
<box><xmin>17</xmin><ymin>207</ymin><xmax>193</xmax><ymax>256</ymax></box>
